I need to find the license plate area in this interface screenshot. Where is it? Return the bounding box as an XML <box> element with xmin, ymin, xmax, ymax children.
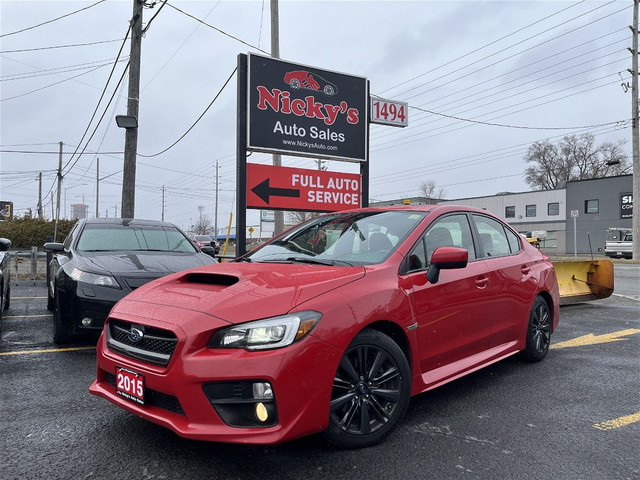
<box><xmin>115</xmin><ymin>366</ymin><xmax>145</xmax><ymax>405</ymax></box>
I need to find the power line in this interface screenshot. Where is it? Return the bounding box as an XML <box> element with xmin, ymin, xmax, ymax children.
<box><xmin>0</xmin><ymin>39</ymin><xmax>122</xmax><ymax>54</ymax></box>
<box><xmin>165</xmin><ymin>3</ymin><xmax>270</xmax><ymax>55</ymax></box>
<box><xmin>0</xmin><ymin>0</ymin><xmax>108</xmax><ymax>38</ymax></box>
<box><xmin>388</xmin><ymin>1</ymin><xmax>627</xmax><ymax>99</ymax></box>
<box><xmin>1</xmin><ymin>58</ymin><xmax>129</xmax><ymax>81</ymax></box>
<box><xmin>378</xmin><ymin>0</ymin><xmax>590</xmax><ymax>95</ymax></box>
<box><xmin>0</xmin><ymin>63</ymin><xmax>112</xmax><ymax>101</ymax></box>
<box><xmin>137</xmin><ymin>67</ymin><xmax>237</xmax><ymax>158</ymax></box>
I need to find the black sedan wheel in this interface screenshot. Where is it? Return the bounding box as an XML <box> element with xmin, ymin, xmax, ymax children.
<box><xmin>325</xmin><ymin>329</ymin><xmax>411</xmax><ymax>448</ymax></box>
<box><xmin>520</xmin><ymin>296</ymin><xmax>551</xmax><ymax>362</ymax></box>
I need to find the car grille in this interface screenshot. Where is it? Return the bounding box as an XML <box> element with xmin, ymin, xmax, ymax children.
<box><xmin>104</xmin><ymin>371</ymin><xmax>184</xmax><ymax>415</ymax></box>
<box><xmin>107</xmin><ymin>318</ymin><xmax>177</xmax><ymax>366</ymax></box>
<box><xmin>123</xmin><ymin>276</ymin><xmax>162</xmax><ymax>291</ymax></box>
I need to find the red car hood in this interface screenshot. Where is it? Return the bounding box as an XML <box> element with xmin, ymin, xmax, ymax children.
<box><xmin>110</xmin><ymin>261</ymin><xmax>366</xmax><ymax>326</ymax></box>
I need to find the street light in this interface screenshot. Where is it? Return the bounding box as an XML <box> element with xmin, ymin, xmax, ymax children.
<box><xmin>115</xmin><ymin>115</ymin><xmax>138</xmax><ymax>129</ymax></box>
<box><xmin>64</xmin><ymin>184</ymin><xmax>87</xmax><ymax>219</ymax></box>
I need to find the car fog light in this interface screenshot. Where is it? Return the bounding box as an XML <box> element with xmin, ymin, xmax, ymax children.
<box><xmin>255</xmin><ymin>402</ymin><xmax>269</xmax><ymax>422</ymax></box>
<box><xmin>81</xmin><ymin>317</ymin><xmax>93</xmax><ymax>326</ymax></box>
<box><xmin>252</xmin><ymin>382</ymin><xmax>273</xmax><ymax>400</ymax></box>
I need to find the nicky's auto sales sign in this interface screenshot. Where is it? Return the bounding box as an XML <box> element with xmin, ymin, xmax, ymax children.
<box><xmin>247</xmin><ymin>54</ymin><xmax>368</xmax><ymax>163</ymax></box>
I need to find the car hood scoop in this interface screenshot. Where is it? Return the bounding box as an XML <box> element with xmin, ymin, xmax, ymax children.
<box><xmin>114</xmin><ymin>262</ymin><xmax>365</xmax><ymax>325</ymax></box>
<box><xmin>185</xmin><ymin>272</ymin><xmax>239</xmax><ymax>287</ymax></box>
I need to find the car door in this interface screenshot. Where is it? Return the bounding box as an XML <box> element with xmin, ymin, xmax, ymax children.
<box><xmin>471</xmin><ymin>213</ymin><xmax>533</xmax><ymax>347</ymax></box>
<box><xmin>402</xmin><ymin>213</ymin><xmax>496</xmax><ymax>382</ymax></box>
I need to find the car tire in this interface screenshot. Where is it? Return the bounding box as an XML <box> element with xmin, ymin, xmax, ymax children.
<box><xmin>520</xmin><ymin>295</ymin><xmax>552</xmax><ymax>362</ymax></box>
<box><xmin>289</xmin><ymin>79</ymin><xmax>300</xmax><ymax>89</ymax></box>
<box><xmin>324</xmin><ymin>329</ymin><xmax>411</xmax><ymax>449</ymax></box>
<box><xmin>52</xmin><ymin>290</ymin><xmax>70</xmax><ymax>345</ymax></box>
<box><xmin>323</xmin><ymin>85</ymin><xmax>335</xmax><ymax>95</ymax></box>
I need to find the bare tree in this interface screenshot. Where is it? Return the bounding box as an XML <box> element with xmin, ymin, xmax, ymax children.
<box><xmin>285</xmin><ymin>211</ymin><xmax>322</xmax><ymax>226</ymax></box>
<box><xmin>524</xmin><ymin>134</ymin><xmax>630</xmax><ymax>190</ymax></box>
<box><xmin>418</xmin><ymin>180</ymin><xmax>446</xmax><ymax>203</ymax></box>
<box><xmin>192</xmin><ymin>214</ymin><xmax>213</xmax><ymax>235</ymax></box>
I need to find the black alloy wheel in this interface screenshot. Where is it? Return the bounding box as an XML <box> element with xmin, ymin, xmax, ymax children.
<box><xmin>521</xmin><ymin>295</ymin><xmax>552</xmax><ymax>362</ymax></box>
<box><xmin>325</xmin><ymin>329</ymin><xmax>411</xmax><ymax>448</ymax></box>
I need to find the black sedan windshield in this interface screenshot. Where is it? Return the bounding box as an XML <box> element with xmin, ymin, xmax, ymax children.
<box><xmin>247</xmin><ymin>210</ymin><xmax>426</xmax><ymax>265</ymax></box>
<box><xmin>77</xmin><ymin>225</ymin><xmax>197</xmax><ymax>253</ymax></box>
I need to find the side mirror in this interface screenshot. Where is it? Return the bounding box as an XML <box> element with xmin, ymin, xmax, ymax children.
<box><xmin>201</xmin><ymin>245</ymin><xmax>216</xmax><ymax>257</ymax></box>
<box><xmin>0</xmin><ymin>238</ymin><xmax>11</xmax><ymax>252</ymax></box>
<box><xmin>426</xmin><ymin>246</ymin><xmax>468</xmax><ymax>284</ymax></box>
<box><xmin>43</xmin><ymin>242</ymin><xmax>65</xmax><ymax>253</ymax></box>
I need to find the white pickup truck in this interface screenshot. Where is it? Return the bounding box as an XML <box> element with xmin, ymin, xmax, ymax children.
<box><xmin>604</xmin><ymin>228</ymin><xmax>633</xmax><ymax>259</ymax></box>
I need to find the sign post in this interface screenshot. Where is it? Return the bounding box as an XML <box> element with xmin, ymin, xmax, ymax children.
<box><xmin>571</xmin><ymin>209</ymin><xmax>579</xmax><ymax>259</ymax></box>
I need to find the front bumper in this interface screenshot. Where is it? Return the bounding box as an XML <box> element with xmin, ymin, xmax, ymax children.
<box><xmin>89</xmin><ymin>314</ymin><xmax>343</xmax><ymax>444</ymax></box>
<box><xmin>58</xmin><ymin>282</ymin><xmax>126</xmax><ymax>335</ymax></box>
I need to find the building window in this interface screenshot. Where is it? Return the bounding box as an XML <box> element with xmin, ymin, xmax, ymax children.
<box><xmin>526</xmin><ymin>204</ymin><xmax>536</xmax><ymax>217</ymax></box>
<box><xmin>585</xmin><ymin>199</ymin><xmax>599</xmax><ymax>214</ymax></box>
<box><xmin>547</xmin><ymin>202</ymin><xmax>560</xmax><ymax>216</ymax></box>
<box><xmin>505</xmin><ymin>206</ymin><xmax>515</xmax><ymax>218</ymax></box>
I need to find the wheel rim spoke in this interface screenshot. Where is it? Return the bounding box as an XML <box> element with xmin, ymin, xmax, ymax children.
<box><xmin>330</xmin><ymin>342</ymin><xmax>403</xmax><ymax>437</ymax></box>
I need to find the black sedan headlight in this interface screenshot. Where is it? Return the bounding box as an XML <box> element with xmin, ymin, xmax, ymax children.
<box><xmin>209</xmin><ymin>311</ymin><xmax>321</xmax><ymax>350</ymax></box>
<box><xmin>69</xmin><ymin>267</ymin><xmax>121</xmax><ymax>289</ymax></box>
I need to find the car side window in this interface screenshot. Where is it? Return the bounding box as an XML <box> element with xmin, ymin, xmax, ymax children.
<box><xmin>472</xmin><ymin>214</ymin><xmax>512</xmax><ymax>258</ymax></box>
<box><xmin>405</xmin><ymin>214</ymin><xmax>476</xmax><ymax>273</ymax></box>
<box><xmin>63</xmin><ymin>223</ymin><xmax>78</xmax><ymax>250</ymax></box>
<box><xmin>505</xmin><ymin>226</ymin><xmax>522</xmax><ymax>253</ymax></box>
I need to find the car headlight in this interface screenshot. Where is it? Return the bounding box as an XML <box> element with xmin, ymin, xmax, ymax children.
<box><xmin>69</xmin><ymin>267</ymin><xmax>121</xmax><ymax>289</ymax></box>
<box><xmin>208</xmin><ymin>311</ymin><xmax>321</xmax><ymax>350</ymax></box>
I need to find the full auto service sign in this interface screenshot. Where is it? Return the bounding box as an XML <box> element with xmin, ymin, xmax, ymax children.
<box><xmin>247</xmin><ymin>54</ymin><xmax>368</xmax><ymax>163</ymax></box>
<box><xmin>247</xmin><ymin>163</ymin><xmax>361</xmax><ymax>212</ymax></box>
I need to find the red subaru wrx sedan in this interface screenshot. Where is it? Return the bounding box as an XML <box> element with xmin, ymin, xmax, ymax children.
<box><xmin>89</xmin><ymin>205</ymin><xmax>559</xmax><ymax>448</ymax></box>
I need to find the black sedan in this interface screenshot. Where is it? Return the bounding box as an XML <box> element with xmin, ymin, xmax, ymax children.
<box><xmin>0</xmin><ymin>237</ymin><xmax>11</xmax><ymax>335</ymax></box>
<box><xmin>44</xmin><ymin>218</ymin><xmax>216</xmax><ymax>344</ymax></box>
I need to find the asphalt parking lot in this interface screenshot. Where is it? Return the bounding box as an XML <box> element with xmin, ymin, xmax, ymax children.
<box><xmin>1</xmin><ymin>265</ymin><xmax>638</xmax><ymax>480</ymax></box>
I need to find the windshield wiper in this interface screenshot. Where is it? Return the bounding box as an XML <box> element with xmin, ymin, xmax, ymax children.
<box><xmin>285</xmin><ymin>257</ymin><xmax>353</xmax><ymax>266</ymax></box>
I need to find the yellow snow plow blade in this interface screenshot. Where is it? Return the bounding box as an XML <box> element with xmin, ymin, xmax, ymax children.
<box><xmin>553</xmin><ymin>260</ymin><xmax>614</xmax><ymax>305</ymax></box>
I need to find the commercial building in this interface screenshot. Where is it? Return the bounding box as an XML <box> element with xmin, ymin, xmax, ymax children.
<box><xmin>425</xmin><ymin>174</ymin><xmax>632</xmax><ymax>256</ymax></box>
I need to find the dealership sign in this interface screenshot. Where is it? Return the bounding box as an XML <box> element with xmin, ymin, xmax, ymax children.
<box><xmin>620</xmin><ymin>193</ymin><xmax>633</xmax><ymax>219</ymax></box>
<box><xmin>247</xmin><ymin>54</ymin><xmax>368</xmax><ymax>163</ymax></box>
<box><xmin>247</xmin><ymin>163</ymin><xmax>361</xmax><ymax>212</ymax></box>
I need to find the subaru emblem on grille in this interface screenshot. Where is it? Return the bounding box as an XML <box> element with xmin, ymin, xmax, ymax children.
<box><xmin>128</xmin><ymin>327</ymin><xmax>144</xmax><ymax>343</ymax></box>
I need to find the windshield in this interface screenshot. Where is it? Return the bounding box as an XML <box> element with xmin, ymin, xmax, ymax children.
<box><xmin>77</xmin><ymin>224</ymin><xmax>198</xmax><ymax>253</ymax></box>
<box><xmin>607</xmin><ymin>229</ymin><xmax>632</xmax><ymax>241</ymax></box>
<box><xmin>247</xmin><ymin>210</ymin><xmax>426</xmax><ymax>266</ymax></box>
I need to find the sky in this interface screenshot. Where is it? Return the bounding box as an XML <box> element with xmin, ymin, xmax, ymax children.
<box><xmin>0</xmin><ymin>0</ymin><xmax>633</xmax><ymax>233</ymax></box>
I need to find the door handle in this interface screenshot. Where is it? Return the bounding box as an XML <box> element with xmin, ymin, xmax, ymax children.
<box><xmin>475</xmin><ymin>276</ymin><xmax>489</xmax><ymax>289</ymax></box>
<box><xmin>521</xmin><ymin>265</ymin><xmax>531</xmax><ymax>275</ymax></box>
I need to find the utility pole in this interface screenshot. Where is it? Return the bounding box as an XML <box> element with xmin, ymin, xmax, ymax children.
<box><xmin>161</xmin><ymin>185</ymin><xmax>165</xmax><ymax>221</ymax></box>
<box><xmin>36</xmin><ymin>172</ymin><xmax>43</xmax><ymax>219</ymax></box>
<box><xmin>54</xmin><ymin>141</ymin><xmax>63</xmax><ymax>241</ymax></box>
<box><xmin>121</xmin><ymin>0</ymin><xmax>143</xmax><ymax>219</ymax></box>
<box><xmin>270</xmin><ymin>0</ymin><xmax>284</xmax><ymax>235</ymax></box>
<box><xmin>632</xmin><ymin>0</ymin><xmax>640</xmax><ymax>260</ymax></box>
<box><xmin>214</xmin><ymin>161</ymin><xmax>219</xmax><ymax>240</ymax></box>
<box><xmin>96</xmin><ymin>158</ymin><xmax>100</xmax><ymax>218</ymax></box>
